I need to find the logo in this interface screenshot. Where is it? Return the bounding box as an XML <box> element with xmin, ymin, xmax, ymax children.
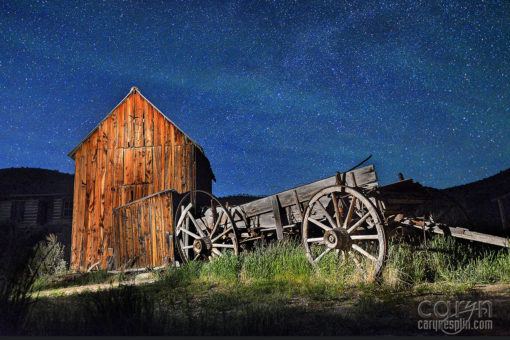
<box><xmin>417</xmin><ymin>300</ymin><xmax>493</xmax><ymax>335</ymax></box>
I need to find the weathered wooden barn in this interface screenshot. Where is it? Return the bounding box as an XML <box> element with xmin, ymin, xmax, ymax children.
<box><xmin>69</xmin><ymin>87</ymin><xmax>215</xmax><ymax>271</ymax></box>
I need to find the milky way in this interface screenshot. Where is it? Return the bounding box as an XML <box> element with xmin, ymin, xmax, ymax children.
<box><xmin>1</xmin><ymin>0</ymin><xmax>509</xmax><ymax>196</ymax></box>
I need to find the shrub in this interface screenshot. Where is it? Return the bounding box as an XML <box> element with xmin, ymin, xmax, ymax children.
<box><xmin>32</xmin><ymin>234</ymin><xmax>67</xmax><ymax>278</ymax></box>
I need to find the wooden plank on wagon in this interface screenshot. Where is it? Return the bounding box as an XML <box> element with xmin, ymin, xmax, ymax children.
<box><xmin>406</xmin><ymin>222</ymin><xmax>509</xmax><ymax>248</ymax></box>
<box><xmin>241</xmin><ymin>165</ymin><xmax>377</xmax><ymax>218</ymax></box>
<box><xmin>271</xmin><ymin>195</ymin><xmax>284</xmax><ymax>240</ymax></box>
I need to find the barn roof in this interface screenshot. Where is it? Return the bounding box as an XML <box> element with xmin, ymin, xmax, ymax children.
<box><xmin>67</xmin><ymin>87</ymin><xmax>205</xmax><ymax>159</ymax></box>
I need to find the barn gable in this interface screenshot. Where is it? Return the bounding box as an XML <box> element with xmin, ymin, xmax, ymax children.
<box><xmin>68</xmin><ymin>87</ymin><xmax>215</xmax><ymax>270</ymax></box>
<box><xmin>70</xmin><ymin>87</ymin><xmax>201</xmax><ymax>158</ymax></box>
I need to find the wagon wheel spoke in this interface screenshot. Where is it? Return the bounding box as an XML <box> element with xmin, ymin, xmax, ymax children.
<box><xmin>211</xmin><ymin>248</ymin><xmax>223</xmax><ymax>257</ymax></box>
<box><xmin>186</xmin><ymin>211</ymin><xmax>206</xmax><ymax>237</ymax></box>
<box><xmin>313</xmin><ymin>247</ymin><xmax>332</xmax><ymax>265</ymax></box>
<box><xmin>302</xmin><ymin>185</ymin><xmax>386</xmax><ymax>279</ymax></box>
<box><xmin>342</xmin><ymin>196</ymin><xmax>357</xmax><ymax>229</ymax></box>
<box><xmin>212</xmin><ymin>243</ymin><xmax>235</xmax><ymax>248</ymax></box>
<box><xmin>209</xmin><ymin>210</ymin><xmax>224</xmax><ymax>239</ymax></box>
<box><xmin>211</xmin><ymin>226</ymin><xmax>233</xmax><ymax>243</ymax></box>
<box><xmin>352</xmin><ymin>255</ymin><xmax>364</xmax><ymax>273</ymax></box>
<box><xmin>350</xmin><ymin>234</ymin><xmax>379</xmax><ymax>240</ymax></box>
<box><xmin>180</xmin><ymin>228</ymin><xmax>201</xmax><ymax>240</ymax></box>
<box><xmin>306</xmin><ymin>237</ymin><xmax>325</xmax><ymax>243</ymax></box>
<box><xmin>308</xmin><ymin>217</ymin><xmax>332</xmax><ymax>231</ymax></box>
<box><xmin>352</xmin><ymin>244</ymin><xmax>377</xmax><ymax>262</ymax></box>
<box><xmin>347</xmin><ymin>213</ymin><xmax>370</xmax><ymax>234</ymax></box>
<box><xmin>316</xmin><ymin>200</ymin><xmax>338</xmax><ymax>228</ymax></box>
<box><xmin>175</xmin><ymin>190</ymin><xmax>239</xmax><ymax>264</ymax></box>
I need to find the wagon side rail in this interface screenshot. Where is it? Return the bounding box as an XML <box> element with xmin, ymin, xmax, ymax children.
<box><xmin>229</xmin><ymin>165</ymin><xmax>379</xmax><ymax>237</ymax></box>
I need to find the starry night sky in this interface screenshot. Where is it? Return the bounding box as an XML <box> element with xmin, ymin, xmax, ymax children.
<box><xmin>1</xmin><ymin>0</ymin><xmax>509</xmax><ymax>196</ymax></box>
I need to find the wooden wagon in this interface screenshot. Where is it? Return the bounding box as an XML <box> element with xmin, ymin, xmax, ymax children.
<box><xmin>172</xmin><ymin>164</ymin><xmax>510</xmax><ymax>278</ymax></box>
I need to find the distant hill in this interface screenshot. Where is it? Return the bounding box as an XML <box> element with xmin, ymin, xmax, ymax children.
<box><xmin>217</xmin><ymin>194</ymin><xmax>263</xmax><ymax>206</ymax></box>
<box><xmin>1</xmin><ymin>166</ymin><xmax>508</xmax><ymax>236</ymax></box>
<box><xmin>444</xmin><ymin>168</ymin><xmax>510</xmax><ymax>194</ymax></box>
<box><xmin>0</xmin><ymin>168</ymin><xmax>74</xmax><ymax>197</ymax></box>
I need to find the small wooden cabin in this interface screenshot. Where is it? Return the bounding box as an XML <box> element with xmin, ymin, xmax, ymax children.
<box><xmin>0</xmin><ymin>193</ymin><xmax>74</xmax><ymax>260</ymax></box>
<box><xmin>69</xmin><ymin>87</ymin><xmax>215</xmax><ymax>271</ymax></box>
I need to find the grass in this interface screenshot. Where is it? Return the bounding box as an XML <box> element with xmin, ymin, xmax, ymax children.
<box><xmin>8</xmin><ymin>233</ymin><xmax>510</xmax><ymax>335</ymax></box>
<box><xmin>158</xmin><ymin>235</ymin><xmax>510</xmax><ymax>293</ymax></box>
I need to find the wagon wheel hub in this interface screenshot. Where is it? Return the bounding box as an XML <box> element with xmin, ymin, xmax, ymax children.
<box><xmin>193</xmin><ymin>237</ymin><xmax>213</xmax><ymax>255</ymax></box>
<box><xmin>323</xmin><ymin>228</ymin><xmax>352</xmax><ymax>250</ymax></box>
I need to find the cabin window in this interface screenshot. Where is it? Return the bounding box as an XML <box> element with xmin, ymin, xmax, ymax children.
<box><xmin>61</xmin><ymin>199</ymin><xmax>73</xmax><ymax>217</ymax></box>
<box><xmin>10</xmin><ymin>200</ymin><xmax>25</xmax><ymax>223</ymax></box>
<box><xmin>37</xmin><ymin>200</ymin><xmax>52</xmax><ymax>225</ymax></box>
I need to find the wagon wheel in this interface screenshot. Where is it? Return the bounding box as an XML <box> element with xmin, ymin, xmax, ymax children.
<box><xmin>174</xmin><ymin>190</ymin><xmax>239</xmax><ymax>264</ymax></box>
<box><xmin>302</xmin><ymin>185</ymin><xmax>387</xmax><ymax>278</ymax></box>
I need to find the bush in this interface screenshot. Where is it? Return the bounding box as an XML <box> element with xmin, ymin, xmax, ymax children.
<box><xmin>32</xmin><ymin>234</ymin><xmax>67</xmax><ymax>278</ymax></box>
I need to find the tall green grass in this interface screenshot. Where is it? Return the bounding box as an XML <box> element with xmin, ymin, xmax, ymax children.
<box><xmin>384</xmin><ymin>235</ymin><xmax>510</xmax><ymax>287</ymax></box>
<box><xmin>16</xmin><ymin>233</ymin><xmax>510</xmax><ymax>335</ymax></box>
<box><xmin>162</xmin><ymin>235</ymin><xmax>510</xmax><ymax>291</ymax></box>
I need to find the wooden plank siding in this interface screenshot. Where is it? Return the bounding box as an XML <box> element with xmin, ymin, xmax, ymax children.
<box><xmin>112</xmin><ymin>190</ymin><xmax>178</xmax><ymax>269</ymax></box>
<box><xmin>69</xmin><ymin>88</ymin><xmax>214</xmax><ymax>270</ymax></box>
<box><xmin>0</xmin><ymin>201</ymin><xmax>11</xmax><ymax>223</ymax></box>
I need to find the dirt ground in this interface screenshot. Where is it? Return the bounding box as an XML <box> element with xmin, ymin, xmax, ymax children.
<box><xmin>34</xmin><ymin>279</ymin><xmax>510</xmax><ymax>335</ymax></box>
